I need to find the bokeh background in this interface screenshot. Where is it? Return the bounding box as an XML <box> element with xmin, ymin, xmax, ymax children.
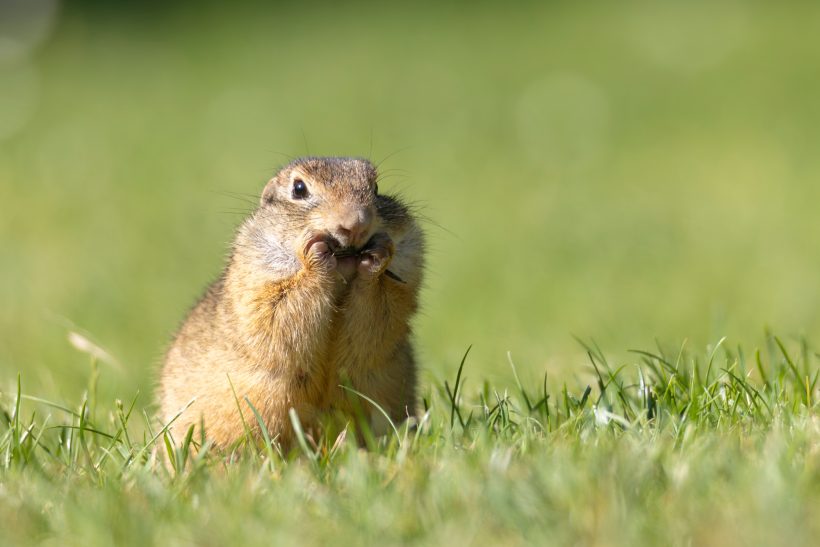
<box><xmin>2</xmin><ymin>0</ymin><xmax>820</xmax><ymax>404</ymax></box>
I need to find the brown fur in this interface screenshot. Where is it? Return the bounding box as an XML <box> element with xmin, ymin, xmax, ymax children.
<box><xmin>158</xmin><ymin>157</ymin><xmax>424</xmax><ymax>448</ymax></box>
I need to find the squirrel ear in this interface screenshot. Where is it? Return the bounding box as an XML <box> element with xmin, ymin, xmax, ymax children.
<box><xmin>260</xmin><ymin>178</ymin><xmax>277</xmax><ymax>206</ymax></box>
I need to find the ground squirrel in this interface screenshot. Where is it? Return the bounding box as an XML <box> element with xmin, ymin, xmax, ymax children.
<box><xmin>158</xmin><ymin>157</ymin><xmax>424</xmax><ymax>448</ymax></box>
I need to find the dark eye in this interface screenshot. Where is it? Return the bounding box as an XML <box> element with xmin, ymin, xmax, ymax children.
<box><xmin>292</xmin><ymin>179</ymin><xmax>309</xmax><ymax>200</ymax></box>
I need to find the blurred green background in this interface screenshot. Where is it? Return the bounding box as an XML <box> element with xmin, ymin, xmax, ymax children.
<box><xmin>2</xmin><ymin>0</ymin><xmax>820</xmax><ymax>404</ymax></box>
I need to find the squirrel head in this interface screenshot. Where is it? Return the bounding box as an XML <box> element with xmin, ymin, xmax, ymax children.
<box><xmin>231</xmin><ymin>156</ymin><xmax>420</xmax><ymax>285</ymax></box>
<box><xmin>260</xmin><ymin>157</ymin><xmax>379</xmax><ymax>252</ymax></box>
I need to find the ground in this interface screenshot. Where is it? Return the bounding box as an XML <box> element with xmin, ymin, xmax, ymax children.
<box><xmin>2</xmin><ymin>338</ymin><xmax>818</xmax><ymax>546</ymax></box>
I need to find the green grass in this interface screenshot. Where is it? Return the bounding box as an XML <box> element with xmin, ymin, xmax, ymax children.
<box><xmin>3</xmin><ymin>1</ymin><xmax>820</xmax><ymax>544</ymax></box>
<box><xmin>2</xmin><ymin>336</ymin><xmax>817</xmax><ymax>546</ymax></box>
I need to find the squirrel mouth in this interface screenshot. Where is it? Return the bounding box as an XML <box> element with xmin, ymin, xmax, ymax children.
<box><xmin>332</xmin><ymin>246</ymin><xmax>360</xmax><ymax>259</ymax></box>
<box><xmin>329</xmin><ymin>238</ymin><xmax>406</xmax><ymax>284</ymax></box>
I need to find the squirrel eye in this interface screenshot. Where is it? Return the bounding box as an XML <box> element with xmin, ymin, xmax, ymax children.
<box><xmin>292</xmin><ymin>179</ymin><xmax>309</xmax><ymax>200</ymax></box>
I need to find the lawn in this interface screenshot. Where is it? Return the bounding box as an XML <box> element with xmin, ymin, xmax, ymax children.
<box><xmin>2</xmin><ymin>338</ymin><xmax>817</xmax><ymax>545</ymax></box>
<box><xmin>1</xmin><ymin>1</ymin><xmax>819</xmax><ymax>545</ymax></box>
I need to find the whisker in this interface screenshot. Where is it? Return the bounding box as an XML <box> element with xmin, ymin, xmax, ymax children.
<box><xmin>375</xmin><ymin>146</ymin><xmax>413</xmax><ymax>169</ymax></box>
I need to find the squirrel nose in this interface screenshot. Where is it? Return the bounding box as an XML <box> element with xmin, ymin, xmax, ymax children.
<box><xmin>334</xmin><ymin>208</ymin><xmax>372</xmax><ymax>247</ymax></box>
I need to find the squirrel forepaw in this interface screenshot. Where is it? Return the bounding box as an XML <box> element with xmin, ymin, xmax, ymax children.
<box><xmin>302</xmin><ymin>234</ymin><xmax>337</xmax><ymax>273</ymax></box>
<box><xmin>358</xmin><ymin>233</ymin><xmax>394</xmax><ymax>279</ymax></box>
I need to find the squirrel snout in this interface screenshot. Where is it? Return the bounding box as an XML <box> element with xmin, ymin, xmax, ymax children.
<box><xmin>330</xmin><ymin>208</ymin><xmax>373</xmax><ymax>249</ymax></box>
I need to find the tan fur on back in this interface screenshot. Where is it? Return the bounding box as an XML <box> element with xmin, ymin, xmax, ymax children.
<box><xmin>158</xmin><ymin>157</ymin><xmax>424</xmax><ymax>448</ymax></box>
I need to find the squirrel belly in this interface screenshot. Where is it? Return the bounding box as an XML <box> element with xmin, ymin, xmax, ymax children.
<box><xmin>157</xmin><ymin>157</ymin><xmax>425</xmax><ymax>449</ymax></box>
